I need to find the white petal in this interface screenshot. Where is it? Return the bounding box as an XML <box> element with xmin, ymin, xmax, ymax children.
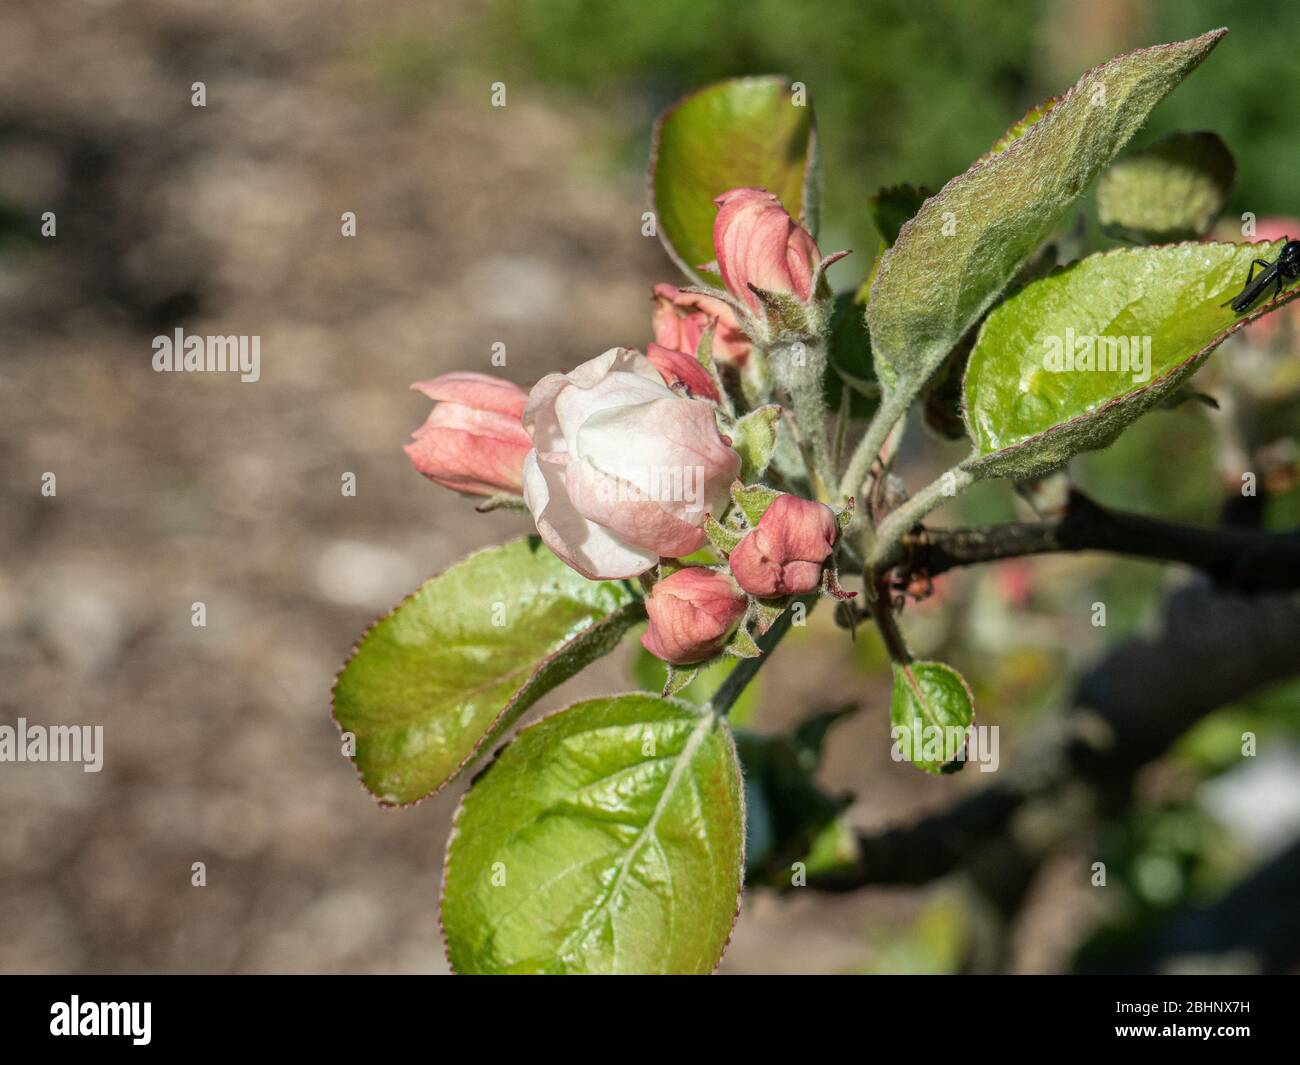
<box><xmin>523</xmin><ymin>451</ymin><xmax>657</xmax><ymax>580</ymax></box>
<box><xmin>554</xmin><ymin>372</ymin><xmax>671</xmax><ymax>456</ymax></box>
<box><xmin>575</xmin><ymin>397</ymin><xmax>739</xmax><ymax>523</ymax></box>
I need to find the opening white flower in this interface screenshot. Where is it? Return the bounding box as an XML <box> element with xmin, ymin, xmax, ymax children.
<box><xmin>522</xmin><ymin>348</ymin><xmax>740</xmax><ymax>579</ymax></box>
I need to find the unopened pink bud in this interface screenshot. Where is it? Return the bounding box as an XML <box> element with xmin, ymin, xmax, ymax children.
<box><xmin>641</xmin><ymin>567</ymin><xmax>748</xmax><ymax>665</ymax></box>
<box><xmin>713</xmin><ymin>187</ymin><xmax>821</xmax><ymax>315</ymax></box>
<box><xmin>729</xmin><ymin>494</ymin><xmax>838</xmax><ymax>597</ymax></box>
<box><xmin>651</xmin><ymin>283</ymin><xmax>752</xmax><ymax>366</ymax></box>
<box><xmin>404</xmin><ymin>372</ymin><xmax>531</xmax><ymax>496</ymax></box>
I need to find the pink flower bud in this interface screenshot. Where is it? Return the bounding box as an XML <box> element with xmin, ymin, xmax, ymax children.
<box><xmin>651</xmin><ymin>283</ymin><xmax>752</xmax><ymax>366</ymax></box>
<box><xmin>404</xmin><ymin>372</ymin><xmax>531</xmax><ymax>496</ymax></box>
<box><xmin>645</xmin><ymin>342</ymin><xmax>720</xmax><ymax>402</ymax></box>
<box><xmin>641</xmin><ymin>567</ymin><xmax>748</xmax><ymax>665</ymax></box>
<box><xmin>713</xmin><ymin>187</ymin><xmax>821</xmax><ymax>315</ymax></box>
<box><xmin>729</xmin><ymin>494</ymin><xmax>838</xmax><ymax>597</ymax></box>
<box><xmin>522</xmin><ymin>348</ymin><xmax>741</xmax><ymax>580</ymax></box>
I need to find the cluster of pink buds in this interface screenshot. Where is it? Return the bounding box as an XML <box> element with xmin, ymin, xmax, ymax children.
<box><xmin>403</xmin><ymin>186</ymin><xmax>852</xmax><ymax>666</ymax></box>
<box><xmin>637</xmin><ymin>491</ymin><xmax>852</xmax><ymax>666</ymax></box>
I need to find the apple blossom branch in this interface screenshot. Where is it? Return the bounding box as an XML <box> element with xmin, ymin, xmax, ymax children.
<box><xmin>877</xmin><ymin>489</ymin><xmax>1300</xmax><ymax>593</ymax></box>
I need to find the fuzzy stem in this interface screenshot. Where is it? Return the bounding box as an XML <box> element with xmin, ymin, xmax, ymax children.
<box><xmin>838</xmin><ymin>384</ymin><xmax>913</xmax><ymax>507</ymax></box>
<box><xmin>866</xmin><ymin>465</ymin><xmax>974</xmax><ymax>571</ymax></box>
<box><xmin>771</xmin><ymin>338</ymin><xmax>833</xmax><ymax>499</ymax></box>
<box><xmin>707</xmin><ymin>598</ymin><xmax>808</xmax><ymax>716</ymax></box>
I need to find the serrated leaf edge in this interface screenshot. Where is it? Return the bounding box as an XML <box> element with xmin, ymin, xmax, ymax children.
<box><xmin>331</xmin><ymin>537</ymin><xmax>645</xmax><ymax>809</ymax></box>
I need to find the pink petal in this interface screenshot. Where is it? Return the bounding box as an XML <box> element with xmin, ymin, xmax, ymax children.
<box><xmin>410</xmin><ymin>372</ymin><xmax>528</xmax><ymax>418</ymax></box>
<box><xmin>521</xmin><ymin>451</ymin><xmax>658</xmax><ymax>579</ymax></box>
<box><xmin>645</xmin><ymin>343</ymin><xmax>721</xmax><ymax>402</ymax></box>
<box><xmin>574</xmin><ymin>396</ymin><xmax>738</xmax><ymax>526</ymax></box>
<box><xmin>564</xmin><ymin>456</ymin><xmax>707</xmax><ymax>559</ymax></box>
<box><xmin>404</xmin><ymin>420</ymin><xmax>530</xmax><ymax>496</ymax></box>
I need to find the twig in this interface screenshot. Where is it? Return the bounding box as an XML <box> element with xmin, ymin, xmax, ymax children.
<box><xmin>707</xmin><ymin>598</ymin><xmax>811</xmax><ymax>716</ymax></box>
<box><xmin>893</xmin><ymin>490</ymin><xmax>1300</xmax><ymax>592</ymax></box>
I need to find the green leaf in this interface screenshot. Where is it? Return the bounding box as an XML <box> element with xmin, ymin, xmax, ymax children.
<box><xmin>662</xmin><ymin>665</ymin><xmax>699</xmax><ymax>698</ymax></box>
<box><xmin>980</xmin><ymin>94</ymin><xmax>1061</xmax><ymax>160</ymax></box>
<box><xmin>440</xmin><ymin>694</ymin><xmax>745</xmax><ymax>974</ymax></box>
<box><xmin>890</xmin><ymin>661</ymin><xmax>975</xmax><ymax>776</ymax></box>
<box><xmin>651</xmin><ymin>76</ymin><xmax>818</xmax><ymax>285</ymax></box>
<box><xmin>731</xmin><ymin>404</ymin><xmax>782</xmax><ymax>482</ymax></box>
<box><xmin>730</xmin><ymin>481</ymin><xmax>780</xmax><ymax>526</ymax></box>
<box><xmin>962</xmin><ymin>240</ymin><xmax>1300</xmax><ymax>481</ymax></box>
<box><xmin>1096</xmin><ymin>131</ymin><xmax>1235</xmax><ymax>243</ymax></box>
<box><xmin>704</xmin><ymin>513</ymin><xmax>743</xmax><ymax>555</ymax></box>
<box><xmin>751</xmin><ymin>597</ymin><xmax>789</xmax><ymax>635</ymax></box>
<box><xmin>725</xmin><ymin>625</ymin><xmax>763</xmax><ymax>659</ymax></box>
<box><xmin>867</xmin><ymin>30</ymin><xmax>1226</xmax><ymax>400</ymax></box>
<box><xmin>826</xmin><ymin>289</ymin><xmax>878</xmax><ymax>419</ymax></box>
<box><xmin>333</xmin><ymin>538</ymin><xmax>642</xmax><ymax>806</ymax></box>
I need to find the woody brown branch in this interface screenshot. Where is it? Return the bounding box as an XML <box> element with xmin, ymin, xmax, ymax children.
<box><xmin>881</xmin><ymin>490</ymin><xmax>1300</xmax><ymax>593</ymax></box>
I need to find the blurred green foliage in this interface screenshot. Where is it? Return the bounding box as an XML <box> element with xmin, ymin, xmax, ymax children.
<box><xmin>463</xmin><ymin>0</ymin><xmax>1300</xmax><ymax>261</ymax></box>
<box><xmin>478</xmin><ymin>0</ymin><xmax>1040</xmax><ymax>258</ymax></box>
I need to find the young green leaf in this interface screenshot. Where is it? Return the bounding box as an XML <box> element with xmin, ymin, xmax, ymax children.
<box><xmin>867</xmin><ymin>29</ymin><xmax>1226</xmax><ymax>400</ymax></box>
<box><xmin>704</xmin><ymin>512</ymin><xmax>744</xmax><ymax>555</ymax></box>
<box><xmin>333</xmin><ymin>538</ymin><xmax>642</xmax><ymax>806</ymax></box>
<box><xmin>890</xmin><ymin>661</ymin><xmax>975</xmax><ymax>776</ymax></box>
<box><xmin>651</xmin><ymin>76</ymin><xmax>819</xmax><ymax>285</ymax></box>
<box><xmin>962</xmin><ymin>240</ymin><xmax>1299</xmax><ymax>481</ymax></box>
<box><xmin>440</xmin><ymin>694</ymin><xmax>745</xmax><ymax>974</ymax></box>
<box><xmin>731</xmin><ymin>404</ymin><xmax>782</xmax><ymax>482</ymax></box>
<box><xmin>662</xmin><ymin>665</ymin><xmax>699</xmax><ymax>698</ymax></box>
<box><xmin>730</xmin><ymin>481</ymin><xmax>780</xmax><ymax>525</ymax></box>
<box><xmin>726</xmin><ymin>625</ymin><xmax>763</xmax><ymax>659</ymax></box>
<box><xmin>1096</xmin><ymin>131</ymin><xmax>1235</xmax><ymax>243</ymax></box>
<box><xmin>978</xmin><ymin>94</ymin><xmax>1061</xmax><ymax>161</ymax></box>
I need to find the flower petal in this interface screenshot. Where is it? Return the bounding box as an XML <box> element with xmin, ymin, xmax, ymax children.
<box><xmin>521</xmin><ymin>451</ymin><xmax>658</xmax><ymax>579</ymax></box>
<box><xmin>564</xmin><ymin>456</ymin><xmax>707</xmax><ymax>559</ymax></box>
<box><xmin>645</xmin><ymin>342</ymin><xmax>721</xmax><ymax>402</ymax></box>
<box><xmin>410</xmin><ymin>372</ymin><xmax>527</xmax><ymax>418</ymax></box>
<box><xmin>575</xmin><ymin>396</ymin><xmax>738</xmax><ymax>524</ymax></box>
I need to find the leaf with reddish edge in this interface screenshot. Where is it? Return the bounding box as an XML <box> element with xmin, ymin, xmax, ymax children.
<box><xmin>890</xmin><ymin>661</ymin><xmax>975</xmax><ymax>776</ymax></box>
<box><xmin>867</xmin><ymin>30</ymin><xmax>1226</xmax><ymax>399</ymax></box>
<box><xmin>978</xmin><ymin>93</ymin><xmax>1062</xmax><ymax>162</ymax></box>
<box><xmin>332</xmin><ymin>538</ymin><xmax>642</xmax><ymax>806</ymax></box>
